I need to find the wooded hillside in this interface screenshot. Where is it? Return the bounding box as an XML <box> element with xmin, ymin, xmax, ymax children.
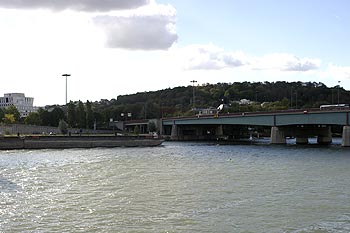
<box><xmin>16</xmin><ymin>81</ymin><xmax>350</xmax><ymax>129</ymax></box>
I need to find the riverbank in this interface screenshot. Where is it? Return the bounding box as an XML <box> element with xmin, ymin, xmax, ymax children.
<box><xmin>0</xmin><ymin>135</ymin><xmax>164</xmax><ymax>150</ymax></box>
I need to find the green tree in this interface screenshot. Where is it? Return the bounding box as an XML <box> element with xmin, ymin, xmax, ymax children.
<box><xmin>25</xmin><ymin>112</ymin><xmax>42</xmax><ymax>125</ymax></box>
<box><xmin>39</xmin><ymin>109</ymin><xmax>51</xmax><ymax>126</ymax></box>
<box><xmin>67</xmin><ymin>101</ymin><xmax>76</xmax><ymax>127</ymax></box>
<box><xmin>0</xmin><ymin>108</ymin><xmax>4</xmax><ymax>123</ymax></box>
<box><xmin>86</xmin><ymin>100</ymin><xmax>94</xmax><ymax>129</ymax></box>
<box><xmin>50</xmin><ymin>107</ymin><xmax>65</xmax><ymax>127</ymax></box>
<box><xmin>3</xmin><ymin>114</ymin><xmax>16</xmax><ymax>124</ymax></box>
<box><xmin>76</xmin><ymin>101</ymin><xmax>86</xmax><ymax>128</ymax></box>
<box><xmin>5</xmin><ymin>106</ymin><xmax>20</xmax><ymax>122</ymax></box>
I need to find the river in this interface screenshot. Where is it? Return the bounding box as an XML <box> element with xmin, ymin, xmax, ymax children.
<box><xmin>1</xmin><ymin>140</ymin><xmax>350</xmax><ymax>232</ymax></box>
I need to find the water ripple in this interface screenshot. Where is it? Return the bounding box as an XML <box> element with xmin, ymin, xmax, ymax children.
<box><xmin>1</xmin><ymin>142</ymin><xmax>350</xmax><ymax>232</ymax></box>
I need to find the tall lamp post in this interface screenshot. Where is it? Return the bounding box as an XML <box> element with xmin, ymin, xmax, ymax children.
<box><xmin>62</xmin><ymin>74</ymin><xmax>71</xmax><ymax>105</ymax></box>
<box><xmin>190</xmin><ymin>80</ymin><xmax>197</xmax><ymax>109</ymax></box>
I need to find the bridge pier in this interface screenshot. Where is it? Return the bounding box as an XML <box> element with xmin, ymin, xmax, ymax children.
<box><xmin>342</xmin><ymin>126</ymin><xmax>350</xmax><ymax>147</ymax></box>
<box><xmin>216</xmin><ymin>125</ymin><xmax>224</xmax><ymax>139</ymax></box>
<box><xmin>270</xmin><ymin>126</ymin><xmax>286</xmax><ymax>144</ymax></box>
<box><xmin>317</xmin><ymin>126</ymin><xmax>332</xmax><ymax>145</ymax></box>
<box><xmin>171</xmin><ymin>124</ymin><xmax>179</xmax><ymax>140</ymax></box>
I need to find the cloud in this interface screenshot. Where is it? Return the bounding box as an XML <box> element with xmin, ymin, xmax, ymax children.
<box><xmin>182</xmin><ymin>44</ymin><xmax>247</xmax><ymax>70</ymax></box>
<box><xmin>93</xmin><ymin>3</ymin><xmax>177</xmax><ymax>50</ymax></box>
<box><xmin>182</xmin><ymin>45</ymin><xmax>321</xmax><ymax>72</ymax></box>
<box><xmin>252</xmin><ymin>53</ymin><xmax>321</xmax><ymax>72</ymax></box>
<box><xmin>326</xmin><ymin>64</ymin><xmax>350</xmax><ymax>80</ymax></box>
<box><xmin>0</xmin><ymin>0</ymin><xmax>149</xmax><ymax>12</ymax></box>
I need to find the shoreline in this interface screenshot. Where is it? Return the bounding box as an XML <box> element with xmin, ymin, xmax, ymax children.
<box><xmin>0</xmin><ymin>135</ymin><xmax>164</xmax><ymax>150</ymax></box>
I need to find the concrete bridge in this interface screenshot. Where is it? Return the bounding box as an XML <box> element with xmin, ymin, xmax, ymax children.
<box><xmin>162</xmin><ymin>109</ymin><xmax>350</xmax><ymax>147</ymax></box>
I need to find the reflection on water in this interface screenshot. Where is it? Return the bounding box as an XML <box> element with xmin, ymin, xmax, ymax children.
<box><xmin>1</xmin><ymin>142</ymin><xmax>350</xmax><ymax>232</ymax></box>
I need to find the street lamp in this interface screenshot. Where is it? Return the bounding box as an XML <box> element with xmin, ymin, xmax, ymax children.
<box><xmin>62</xmin><ymin>74</ymin><xmax>71</xmax><ymax>105</ymax></box>
<box><xmin>190</xmin><ymin>80</ymin><xmax>197</xmax><ymax>109</ymax></box>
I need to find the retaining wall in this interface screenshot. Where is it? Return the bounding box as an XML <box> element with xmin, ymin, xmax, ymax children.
<box><xmin>0</xmin><ymin>124</ymin><xmax>112</xmax><ymax>135</ymax></box>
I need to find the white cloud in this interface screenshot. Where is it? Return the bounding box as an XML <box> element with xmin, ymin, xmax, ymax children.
<box><xmin>0</xmin><ymin>0</ymin><xmax>149</xmax><ymax>12</ymax></box>
<box><xmin>181</xmin><ymin>44</ymin><xmax>321</xmax><ymax>72</ymax></box>
<box><xmin>182</xmin><ymin>44</ymin><xmax>247</xmax><ymax>70</ymax></box>
<box><xmin>0</xmin><ymin>0</ymin><xmax>178</xmax><ymax>51</ymax></box>
<box><xmin>93</xmin><ymin>3</ymin><xmax>177</xmax><ymax>50</ymax></box>
<box><xmin>325</xmin><ymin>64</ymin><xmax>350</xmax><ymax>80</ymax></box>
<box><xmin>251</xmin><ymin>53</ymin><xmax>321</xmax><ymax>72</ymax></box>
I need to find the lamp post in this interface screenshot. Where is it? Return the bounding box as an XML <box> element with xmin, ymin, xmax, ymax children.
<box><xmin>62</xmin><ymin>74</ymin><xmax>71</xmax><ymax>105</ymax></box>
<box><xmin>190</xmin><ymin>80</ymin><xmax>197</xmax><ymax>109</ymax></box>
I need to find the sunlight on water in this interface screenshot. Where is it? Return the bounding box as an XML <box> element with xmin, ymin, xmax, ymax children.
<box><xmin>1</xmin><ymin>142</ymin><xmax>350</xmax><ymax>232</ymax></box>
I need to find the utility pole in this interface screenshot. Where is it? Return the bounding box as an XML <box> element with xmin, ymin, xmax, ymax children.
<box><xmin>62</xmin><ymin>74</ymin><xmax>71</xmax><ymax>105</ymax></box>
<box><xmin>190</xmin><ymin>80</ymin><xmax>197</xmax><ymax>109</ymax></box>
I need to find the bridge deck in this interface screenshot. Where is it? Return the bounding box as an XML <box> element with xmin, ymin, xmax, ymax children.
<box><xmin>162</xmin><ymin>109</ymin><xmax>350</xmax><ymax>126</ymax></box>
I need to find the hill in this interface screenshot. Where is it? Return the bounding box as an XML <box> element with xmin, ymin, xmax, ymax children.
<box><xmin>19</xmin><ymin>81</ymin><xmax>349</xmax><ymax>129</ymax></box>
<box><xmin>91</xmin><ymin>81</ymin><xmax>348</xmax><ymax>122</ymax></box>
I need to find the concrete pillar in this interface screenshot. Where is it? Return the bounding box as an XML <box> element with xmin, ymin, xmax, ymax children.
<box><xmin>317</xmin><ymin>126</ymin><xmax>332</xmax><ymax>145</ymax></box>
<box><xmin>270</xmin><ymin>126</ymin><xmax>286</xmax><ymax>144</ymax></box>
<box><xmin>296</xmin><ymin>137</ymin><xmax>308</xmax><ymax>145</ymax></box>
<box><xmin>196</xmin><ymin>127</ymin><xmax>204</xmax><ymax>140</ymax></box>
<box><xmin>170</xmin><ymin>124</ymin><xmax>178</xmax><ymax>140</ymax></box>
<box><xmin>342</xmin><ymin>126</ymin><xmax>350</xmax><ymax>147</ymax></box>
<box><xmin>216</xmin><ymin>125</ymin><xmax>224</xmax><ymax>137</ymax></box>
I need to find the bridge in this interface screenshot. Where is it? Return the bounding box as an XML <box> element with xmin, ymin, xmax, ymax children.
<box><xmin>161</xmin><ymin>109</ymin><xmax>350</xmax><ymax>146</ymax></box>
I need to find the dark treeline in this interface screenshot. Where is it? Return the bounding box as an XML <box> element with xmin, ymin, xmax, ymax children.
<box><xmin>2</xmin><ymin>81</ymin><xmax>349</xmax><ymax>129</ymax></box>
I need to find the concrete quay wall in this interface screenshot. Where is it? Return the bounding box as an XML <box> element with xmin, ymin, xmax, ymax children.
<box><xmin>0</xmin><ymin>136</ymin><xmax>163</xmax><ymax>150</ymax></box>
<box><xmin>0</xmin><ymin>124</ymin><xmax>112</xmax><ymax>135</ymax></box>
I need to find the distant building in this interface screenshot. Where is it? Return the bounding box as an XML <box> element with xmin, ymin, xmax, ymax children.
<box><xmin>0</xmin><ymin>93</ymin><xmax>38</xmax><ymax>118</ymax></box>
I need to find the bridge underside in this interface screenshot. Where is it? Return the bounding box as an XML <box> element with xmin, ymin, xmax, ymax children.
<box><xmin>167</xmin><ymin>124</ymin><xmax>350</xmax><ymax>147</ymax></box>
<box><xmin>163</xmin><ymin>111</ymin><xmax>350</xmax><ymax>146</ymax></box>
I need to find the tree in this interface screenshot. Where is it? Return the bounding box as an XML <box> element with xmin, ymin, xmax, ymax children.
<box><xmin>86</xmin><ymin>100</ymin><xmax>94</xmax><ymax>129</ymax></box>
<box><xmin>3</xmin><ymin>114</ymin><xmax>16</xmax><ymax>124</ymax></box>
<box><xmin>50</xmin><ymin>107</ymin><xmax>65</xmax><ymax>127</ymax></box>
<box><xmin>67</xmin><ymin>101</ymin><xmax>76</xmax><ymax>127</ymax></box>
<box><xmin>39</xmin><ymin>109</ymin><xmax>51</xmax><ymax>126</ymax></box>
<box><xmin>25</xmin><ymin>112</ymin><xmax>42</xmax><ymax>125</ymax></box>
<box><xmin>0</xmin><ymin>108</ymin><xmax>4</xmax><ymax>123</ymax></box>
<box><xmin>76</xmin><ymin>100</ymin><xmax>86</xmax><ymax>128</ymax></box>
<box><xmin>38</xmin><ymin>107</ymin><xmax>65</xmax><ymax>127</ymax></box>
<box><xmin>5</xmin><ymin>106</ymin><xmax>20</xmax><ymax>122</ymax></box>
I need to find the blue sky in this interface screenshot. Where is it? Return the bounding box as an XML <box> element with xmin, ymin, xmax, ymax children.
<box><xmin>170</xmin><ymin>0</ymin><xmax>350</xmax><ymax>63</ymax></box>
<box><xmin>167</xmin><ymin>0</ymin><xmax>349</xmax><ymax>57</ymax></box>
<box><xmin>0</xmin><ymin>0</ymin><xmax>349</xmax><ymax>106</ymax></box>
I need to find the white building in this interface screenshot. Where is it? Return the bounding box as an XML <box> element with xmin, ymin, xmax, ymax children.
<box><xmin>0</xmin><ymin>93</ymin><xmax>37</xmax><ymax>118</ymax></box>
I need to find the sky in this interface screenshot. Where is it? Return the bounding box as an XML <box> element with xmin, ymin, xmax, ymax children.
<box><xmin>0</xmin><ymin>0</ymin><xmax>349</xmax><ymax>106</ymax></box>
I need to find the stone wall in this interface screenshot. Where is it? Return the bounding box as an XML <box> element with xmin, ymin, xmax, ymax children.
<box><xmin>0</xmin><ymin>124</ymin><xmax>113</xmax><ymax>135</ymax></box>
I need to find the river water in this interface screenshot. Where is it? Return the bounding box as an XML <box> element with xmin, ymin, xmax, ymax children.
<box><xmin>1</xmin><ymin>140</ymin><xmax>350</xmax><ymax>232</ymax></box>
